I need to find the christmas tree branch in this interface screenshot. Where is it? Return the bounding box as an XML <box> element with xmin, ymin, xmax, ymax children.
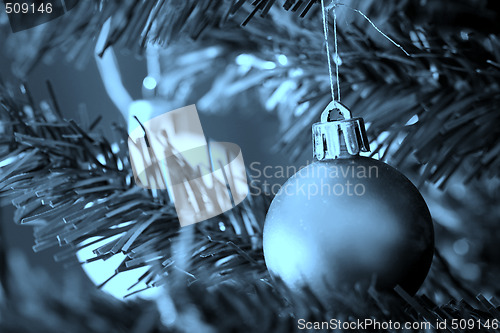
<box><xmin>0</xmin><ymin>82</ymin><xmax>268</xmax><ymax>293</ymax></box>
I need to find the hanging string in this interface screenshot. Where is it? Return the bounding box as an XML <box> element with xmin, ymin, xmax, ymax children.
<box><xmin>320</xmin><ymin>2</ymin><xmax>411</xmax><ymax>104</ymax></box>
<box><xmin>320</xmin><ymin>0</ymin><xmax>336</xmax><ymax>102</ymax></box>
<box><xmin>333</xmin><ymin>7</ymin><xmax>340</xmax><ymax>102</ymax></box>
<box><xmin>327</xmin><ymin>3</ymin><xmax>411</xmax><ymax>56</ymax></box>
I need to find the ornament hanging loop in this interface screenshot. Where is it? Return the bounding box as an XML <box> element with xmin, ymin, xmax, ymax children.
<box><xmin>321</xmin><ymin>100</ymin><xmax>352</xmax><ymax>122</ymax></box>
<box><xmin>313</xmin><ymin>102</ymin><xmax>370</xmax><ymax>160</ymax></box>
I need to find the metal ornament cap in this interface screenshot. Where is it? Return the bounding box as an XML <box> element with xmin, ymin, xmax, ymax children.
<box><xmin>312</xmin><ymin>101</ymin><xmax>370</xmax><ymax>160</ymax></box>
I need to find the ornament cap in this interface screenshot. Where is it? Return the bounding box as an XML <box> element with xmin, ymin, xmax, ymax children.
<box><xmin>312</xmin><ymin>101</ymin><xmax>370</xmax><ymax>160</ymax></box>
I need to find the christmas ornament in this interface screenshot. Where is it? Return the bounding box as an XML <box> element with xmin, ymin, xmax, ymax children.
<box><xmin>263</xmin><ymin>101</ymin><xmax>434</xmax><ymax>296</ymax></box>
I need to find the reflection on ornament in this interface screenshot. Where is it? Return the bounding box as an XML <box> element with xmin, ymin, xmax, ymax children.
<box><xmin>263</xmin><ymin>101</ymin><xmax>434</xmax><ymax>296</ymax></box>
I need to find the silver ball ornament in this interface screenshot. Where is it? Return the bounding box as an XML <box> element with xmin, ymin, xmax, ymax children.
<box><xmin>263</xmin><ymin>102</ymin><xmax>434</xmax><ymax>296</ymax></box>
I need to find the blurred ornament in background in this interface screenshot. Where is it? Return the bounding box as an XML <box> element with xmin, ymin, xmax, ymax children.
<box><xmin>263</xmin><ymin>101</ymin><xmax>434</xmax><ymax>296</ymax></box>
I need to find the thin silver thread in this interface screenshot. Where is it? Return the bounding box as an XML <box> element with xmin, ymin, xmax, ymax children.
<box><xmin>322</xmin><ymin>2</ymin><xmax>410</xmax><ymax>104</ymax></box>
<box><xmin>320</xmin><ymin>0</ymin><xmax>335</xmax><ymax>102</ymax></box>
<box><xmin>328</xmin><ymin>3</ymin><xmax>411</xmax><ymax>56</ymax></box>
<box><xmin>333</xmin><ymin>7</ymin><xmax>340</xmax><ymax>102</ymax></box>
